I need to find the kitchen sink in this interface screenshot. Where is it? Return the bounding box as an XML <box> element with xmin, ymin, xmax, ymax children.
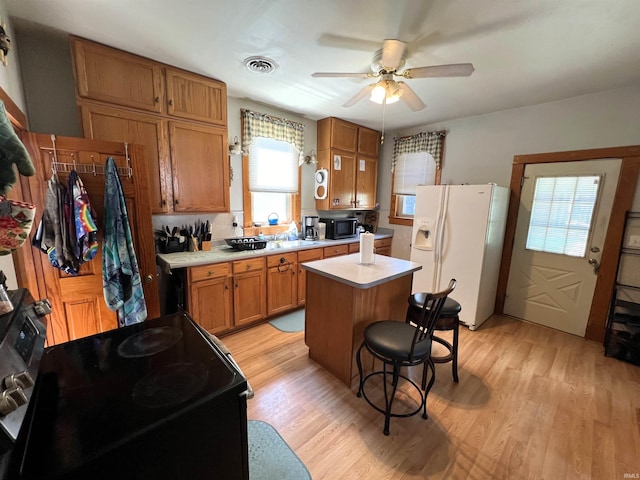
<box><xmin>266</xmin><ymin>240</ymin><xmax>318</xmax><ymax>249</ymax></box>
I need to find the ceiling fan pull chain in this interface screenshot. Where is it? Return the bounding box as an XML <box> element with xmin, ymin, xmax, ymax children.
<box><xmin>380</xmin><ymin>97</ymin><xmax>386</xmax><ymax>144</ymax></box>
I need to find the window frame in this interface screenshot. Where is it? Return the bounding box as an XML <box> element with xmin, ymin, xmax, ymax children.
<box><xmin>389</xmin><ymin>152</ymin><xmax>441</xmax><ymax>226</ymax></box>
<box><xmin>242</xmin><ymin>148</ymin><xmax>301</xmax><ymax>229</ymax></box>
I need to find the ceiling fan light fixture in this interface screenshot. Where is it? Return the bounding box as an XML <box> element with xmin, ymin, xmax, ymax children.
<box><xmin>369</xmin><ymin>80</ymin><xmax>403</xmax><ymax>104</ymax></box>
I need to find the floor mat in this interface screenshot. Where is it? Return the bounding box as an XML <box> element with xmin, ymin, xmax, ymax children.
<box><xmin>248</xmin><ymin>420</ymin><xmax>311</xmax><ymax>480</ymax></box>
<box><xmin>268</xmin><ymin>309</ymin><xmax>304</xmax><ymax>333</ymax></box>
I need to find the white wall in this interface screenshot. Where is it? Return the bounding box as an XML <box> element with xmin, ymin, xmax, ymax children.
<box><xmin>377</xmin><ymin>84</ymin><xmax>640</xmax><ymax>260</ymax></box>
<box><xmin>0</xmin><ymin>5</ymin><xmax>25</xmax><ymax>288</ymax></box>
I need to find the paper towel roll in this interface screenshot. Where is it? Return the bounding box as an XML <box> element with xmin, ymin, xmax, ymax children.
<box><xmin>359</xmin><ymin>232</ymin><xmax>375</xmax><ymax>265</ymax></box>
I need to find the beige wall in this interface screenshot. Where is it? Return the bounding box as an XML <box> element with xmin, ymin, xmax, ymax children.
<box><xmin>377</xmin><ymin>84</ymin><xmax>640</xmax><ymax>260</ymax></box>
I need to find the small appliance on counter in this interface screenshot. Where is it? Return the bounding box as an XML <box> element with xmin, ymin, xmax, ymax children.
<box><xmin>303</xmin><ymin>216</ymin><xmax>320</xmax><ymax>240</ymax></box>
<box><xmin>319</xmin><ymin>217</ymin><xmax>358</xmax><ymax>240</ymax></box>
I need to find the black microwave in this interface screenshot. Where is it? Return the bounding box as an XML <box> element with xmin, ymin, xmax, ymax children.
<box><xmin>320</xmin><ymin>217</ymin><xmax>358</xmax><ymax>239</ymax></box>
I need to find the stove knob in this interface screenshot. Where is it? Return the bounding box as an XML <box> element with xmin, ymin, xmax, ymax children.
<box><xmin>3</xmin><ymin>371</ymin><xmax>33</xmax><ymax>390</ymax></box>
<box><xmin>0</xmin><ymin>387</ymin><xmax>27</xmax><ymax>415</ymax></box>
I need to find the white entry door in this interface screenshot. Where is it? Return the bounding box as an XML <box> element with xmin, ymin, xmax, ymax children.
<box><xmin>504</xmin><ymin>159</ymin><xmax>621</xmax><ymax>336</ymax></box>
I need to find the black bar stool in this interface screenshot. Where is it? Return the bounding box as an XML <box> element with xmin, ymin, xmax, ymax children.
<box><xmin>407</xmin><ymin>295</ymin><xmax>462</xmax><ymax>382</ymax></box>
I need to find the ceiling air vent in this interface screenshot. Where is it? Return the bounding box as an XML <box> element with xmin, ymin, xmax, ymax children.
<box><xmin>243</xmin><ymin>56</ymin><xmax>277</xmax><ymax>74</ymax></box>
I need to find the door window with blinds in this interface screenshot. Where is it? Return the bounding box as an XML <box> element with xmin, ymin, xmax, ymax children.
<box><xmin>248</xmin><ymin>136</ymin><xmax>298</xmax><ymax>224</ymax></box>
<box><xmin>526</xmin><ymin>175</ymin><xmax>601</xmax><ymax>257</ymax></box>
<box><xmin>392</xmin><ymin>151</ymin><xmax>436</xmax><ymax>218</ymax></box>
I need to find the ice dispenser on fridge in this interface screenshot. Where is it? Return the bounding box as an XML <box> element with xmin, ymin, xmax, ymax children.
<box><xmin>413</xmin><ymin>218</ymin><xmax>435</xmax><ymax>250</ymax></box>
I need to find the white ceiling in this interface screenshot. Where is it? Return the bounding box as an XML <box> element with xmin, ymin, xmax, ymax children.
<box><xmin>6</xmin><ymin>0</ymin><xmax>640</xmax><ymax>131</ymax></box>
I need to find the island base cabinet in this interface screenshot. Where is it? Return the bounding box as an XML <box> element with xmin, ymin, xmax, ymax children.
<box><xmin>304</xmin><ymin>271</ymin><xmax>412</xmax><ymax>388</ymax></box>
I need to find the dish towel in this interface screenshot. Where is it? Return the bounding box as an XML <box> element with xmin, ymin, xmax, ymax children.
<box><xmin>102</xmin><ymin>157</ymin><xmax>146</xmax><ymax>326</ymax></box>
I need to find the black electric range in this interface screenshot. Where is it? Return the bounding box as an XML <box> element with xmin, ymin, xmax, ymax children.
<box><xmin>3</xmin><ymin>312</ymin><xmax>249</xmax><ymax>480</ymax></box>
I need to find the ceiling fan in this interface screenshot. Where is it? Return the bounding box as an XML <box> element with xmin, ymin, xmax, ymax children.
<box><xmin>312</xmin><ymin>39</ymin><xmax>474</xmax><ymax>111</ymax></box>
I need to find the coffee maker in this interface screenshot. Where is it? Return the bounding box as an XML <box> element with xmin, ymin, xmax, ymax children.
<box><xmin>303</xmin><ymin>216</ymin><xmax>319</xmax><ymax>240</ymax></box>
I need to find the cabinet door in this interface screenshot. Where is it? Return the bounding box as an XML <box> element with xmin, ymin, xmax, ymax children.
<box><xmin>331</xmin><ymin>118</ymin><xmax>358</xmax><ymax>152</ymax></box>
<box><xmin>329</xmin><ymin>150</ymin><xmax>356</xmax><ymax>209</ymax></box>
<box><xmin>355</xmin><ymin>155</ymin><xmax>378</xmax><ymax>209</ymax></box>
<box><xmin>358</xmin><ymin>127</ymin><xmax>380</xmax><ymax>157</ymax></box>
<box><xmin>165</xmin><ymin>68</ymin><xmax>228</xmax><ymax>126</ymax></box>
<box><xmin>169</xmin><ymin>121</ymin><xmax>229</xmax><ymax>212</ymax></box>
<box><xmin>375</xmin><ymin>238</ymin><xmax>392</xmax><ymax>257</ymax></box>
<box><xmin>71</xmin><ymin>37</ymin><xmax>164</xmax><ymax>113</ymax></box>
<box><xmin>267</xmin><ymin>255</ymin><xmax>297</xmax><ymax>315</ymax></box>
<box><xmin>297</xmin><ymin>248</ymin><xmax>323</xmax><ymax>306</ymax></box>
<box><xmin>21</xmin><ymin>134</ymin><xmax>159</xmax><ymax>345</ymax></box>
<box><xmin>189</xmin><ymin>276</ymin><xmax>232</xmax><ymax>334</ymax></box>
<box><xmin>80</xmin><ymin>102</ymin><xmax>172</xmax><ymax>214</ymax></box>
<box><xmin>234</xmin><ymin>270</ymin><xmax>267</xmax><ymax>325</ymax></box>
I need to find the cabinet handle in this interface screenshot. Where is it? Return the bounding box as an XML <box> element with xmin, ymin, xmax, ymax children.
<box><xmin>235</xmin><ymin>283</ymin><xmax>238</xmax><ymax>288</ymax></box>
<box><xmin>246</xmin><ymin>264</ymin><xmax>252</xmax><ymax>269</ymax></box>
<box><xmin>162</xmin><ymin>199</ymin><xmax>167</xmax><ymax>206</ymax></box>
<box><xmin>154</xmin><ymin>96</ymin><xmax>160</xmax><ymax>103</ymax></box>
<box><xmin>168</xmin><ymin>99</ymin><xmax>173</xmax><ymax>106</ymax></box>
<box><xmin>174</xmin><ymin>199</ymin><xmax>179</xmax><ymax>205</ymax></box>
<box><xmin>207</xmin><ymin>271</ymin><xmax>214</xmax><ymax>276</ymax></box>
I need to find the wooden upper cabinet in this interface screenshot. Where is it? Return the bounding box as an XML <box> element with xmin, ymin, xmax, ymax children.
<box><xmin>358</xmin><ymin>127</ymin><xmax>380</xmax><ymax>157</ymax></box>
<box><xmin>71</xmin><ymin>37</ymin><xmax>164</xmax><ymax>113</ymax></box>
<box><xmin>316</xmin><ymin>117</ymin><xmax>380</xmax><ymax>210</ymax></box>
<box><xmin>79</xmin><ymin>102</ymin><xmax>172</xmax><ymax>213</ymax></box>
<box><xmin>165</xmin><ymin>68</ymin><xmax>227</xmax><ymax>126</ymax></box>
<box><xmin>71</xmin><ymin>37</ymin><xmax>231</xmax><ymax>214</ymax></box>
<box><xmin>355</xmin><ymin>155</ymin><xmax>378</xmax><ymax>209</ymax></box>
<box><xmin>169</xmin><ymin>121</ymin><xmax>229</xmax><ymax>212</ymax></box>
<box><xmin>318</xmin><ymin>117</ymin><xmax>358</xmax><ymax>152</ymax></box>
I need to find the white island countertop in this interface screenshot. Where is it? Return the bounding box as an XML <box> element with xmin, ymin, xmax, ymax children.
<box><xmin>301</xmin><ymin>253</ymin><xmax>422</xmax><ymax>289</ymax></box>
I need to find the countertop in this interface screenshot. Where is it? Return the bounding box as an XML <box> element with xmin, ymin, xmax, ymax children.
<box><xmin>156</xmin><ymin>232</ymin><xmax>393</xmax><ymax>273</ymax></box>
<box><xmin>301</xmin><ymin>253</ymin><xmax>422</xmax><ymax>289</ymax></box>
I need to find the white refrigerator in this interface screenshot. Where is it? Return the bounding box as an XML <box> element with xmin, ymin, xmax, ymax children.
<box><xmin>410</xmin><ymin>184</ymin><xmax>509</xmax><ymax>330</ymax></box>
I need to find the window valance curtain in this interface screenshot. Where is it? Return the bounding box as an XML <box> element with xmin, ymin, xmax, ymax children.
<box><xmin>241</xmin><ymin>109</ymin><xmax>305</xmax><ymax>165</ymax></box>
<box><xmin>392</xmin><ymin>130</ymin><xmax>446</xmax><ymax>172</ymax></box>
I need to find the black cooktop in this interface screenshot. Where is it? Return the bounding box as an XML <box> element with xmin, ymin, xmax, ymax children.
<box><xmin>15</xmin><ymin>312</ymin><xmax>246</xmax><ymax>479</ymax></box>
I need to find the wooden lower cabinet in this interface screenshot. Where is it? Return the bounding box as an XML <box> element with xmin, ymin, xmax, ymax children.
<box><xmin>232</xmin><ymin>258</ymin><xmax>267</xmax><ymax>326</ymax></box>
<box><xmin>297</xmin><ymin>248</ymin><xmax>324</xmax><ymax>305</ymax></box>
<box><xmin>185</xmin><ymin>239</ymin><xmax>390</xmax><ymax>334</ymax></box>
<box><xmin>375</xmin><ymin>238</ymin><xmax>392</xmax><ymax>256</ymax></box>
<box><xmin>323</xmin><ymin>244</ymin><xmax>349</xmax><ymax>258</ymax></box>
<box><xmin>267</xmin><ymin>253</ymin><xmax>297</xmax><ymax>316</ymax></box>
<box><xmin>187</xmin><ymin>268</ymin><xmax>232</xmax><ymax>335</ymax></box>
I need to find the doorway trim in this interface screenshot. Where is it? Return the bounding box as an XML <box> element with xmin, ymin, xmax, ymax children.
<box><xmin>496</xmin><ymin>145</ymin><xmax>640</xmax><ymax>342</ymax></box>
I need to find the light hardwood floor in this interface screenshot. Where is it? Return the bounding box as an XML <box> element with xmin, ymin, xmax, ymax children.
<box><xmin>222</xmin><ymin>313</ymin><xmax>640</xmax><ymax>479</ymax></box>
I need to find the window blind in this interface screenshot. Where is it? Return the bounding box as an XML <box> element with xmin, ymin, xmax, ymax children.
<box><xmin>248</xmin><ymin>137</ymin><xmax>299</xmax><ymax>193</ymax></box>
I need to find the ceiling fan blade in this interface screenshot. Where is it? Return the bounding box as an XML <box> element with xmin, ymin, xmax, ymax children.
<box><xmin>317</xmin><ymin>33</ymin><xmax>382</xmax><ymax>52</ymax></box>
<box><xmin>381</xmin><ymin>39</ymin><xmax>407</xmax><ymax>71</ymax></box>
<box><xmin>398</xmin><ymin>82</ymin><xmax>426</xmax><ymax>111</ymax></box>
<box><xmin>403</xmin><ymin>63</ymin><xmax>475</xmax><ymax>79</ymax></box>
<box><xmin>312</xmin><ymin>72</ymin><xmax>372</xmax><ymax>78</ymax></box>
<box><xmin>343</xmin><ymin>84</ymin><xmax>375</xmax><ymax>108</ymax></box>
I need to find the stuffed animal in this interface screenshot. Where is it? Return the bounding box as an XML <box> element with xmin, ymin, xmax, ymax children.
<box><xmin>0</xmin><ymin>99</ymin><xmax>35</xmax><ymax>195</ymax></box>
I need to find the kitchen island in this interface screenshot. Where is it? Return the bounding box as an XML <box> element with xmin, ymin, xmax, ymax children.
<box><xmin>301</xmin><ymin>253</ymin><xmax>422</xmax><ymax>388</ymax></box>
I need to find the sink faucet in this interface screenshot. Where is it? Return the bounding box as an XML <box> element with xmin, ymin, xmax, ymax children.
<box><xmin>273</xmin><ymin>232</ymin><xmax>288</xmax><ymax>241</ymax></box>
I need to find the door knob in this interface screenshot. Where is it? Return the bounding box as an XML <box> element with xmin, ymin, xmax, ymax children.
<box><xmin>588</xmin><ymin>258</ymin><xmax>600</xmax><ymax>274</ymax></box>
<box><xmin>144</xmin><ymin>274</ymin><xmax>154</xmax><ymax>284</ymax></box>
